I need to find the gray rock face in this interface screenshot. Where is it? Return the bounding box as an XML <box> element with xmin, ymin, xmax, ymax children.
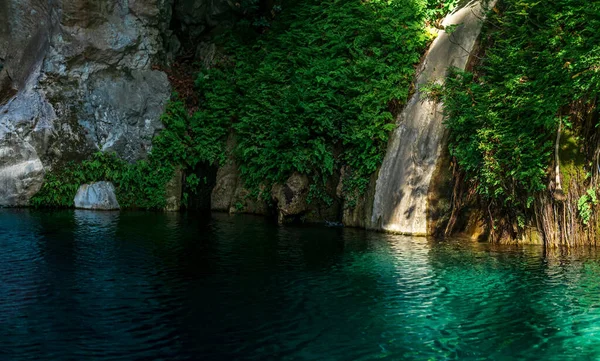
<box><xmin>74</xmin><ymin>181</ymin><xmax>120</xmax><ymax>210</ymax></box>
<box><xmin>38</xmin><ymin>0</ymin><xmax>173</xmax><ymax>162</ymax></box>
<box><xmin>78</xmin><ymin>70</ymin><xmax>170</xmax><ymax>162</ymax></box>
<box><xmin>0</xmin><ymin>0</ymin><xmax>174</xmax><ymax>206</ymax></box>
<box><xmin>370</xmin><ymin>0</ymin><xmax>496</xmax><ymax>235</ymax></box>
<box><xmin>0</xmin><ymin>135</ymin><xmax>45</xmax><ymax>206</ymax></box>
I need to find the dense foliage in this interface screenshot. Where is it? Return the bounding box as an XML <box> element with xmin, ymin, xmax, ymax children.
<box><xmin>30</xmin><ymin>152</ymin><xmax>175</xmax><ymax>209</ymax></box>
<box><xmin>442</xmin><ymin>0</ymin><xmax>600</xmax><ymax>210</ymax></box>
<box><xmin>185</xmin><ymin>0</ymin><xmax>457</xmax><ymax>199</ymax></box>
<box><xmin>32</xmin><ymin>0</ymin><xmax>458</xmax><ymax>209</ymax></box>
<box><xmin>31</xmin><ymin>96</ymin><xmax>225</xmax><ymax>209</ymax></box>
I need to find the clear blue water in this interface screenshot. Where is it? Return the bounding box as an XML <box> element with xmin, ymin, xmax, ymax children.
<box><xmin>2</xmin><ymin>209</ymin><xmax>600</xmax><ymax>360</ymax></box>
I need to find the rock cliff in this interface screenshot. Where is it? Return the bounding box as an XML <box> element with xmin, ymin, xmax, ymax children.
<box><xmin>369</xmin><ymin>0</ymin><xmax>495</xmax><ymax>235</ymax></box>
<box><xmin>0</xmin><ymin>0</ymin><xmax>232</xmax><ymax>206</ymax></box>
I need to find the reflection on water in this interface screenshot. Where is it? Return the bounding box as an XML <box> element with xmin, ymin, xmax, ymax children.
<box><xmin>1</xmin><ymin>209</ymin><xmax>600</xmax><ymax>360</ymax></box>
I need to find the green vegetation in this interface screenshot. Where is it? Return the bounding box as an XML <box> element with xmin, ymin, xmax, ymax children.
<box><xmin>578</xmin><ymin>188</ymin><xmax>598</xmax><ymax>225</ymax></box>
<box><xmin>30</xmin><ymin>153</ymin><xmax>175</xmax><ymax>209</ymax></box>
<box><xmin>33</xmin><ymin>0</ymin><xmax>459</xmax><ymax>209</ymax></box>
<box><xmin>442</xmin><ymin>0</ymin><xmax>600</xmax><ymax>216</ymax></box>
<box><xmin>188</xmin><ymin>0</ymin><xmax>456</xmax><ymax>200</ymax></box>
<box><xmin>31</xmin><ymin>99</ymin><xmax>216</xmax><ymax>209</ymax></box>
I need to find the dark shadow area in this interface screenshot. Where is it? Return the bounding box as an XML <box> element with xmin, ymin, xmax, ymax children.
<box><xmin>184</xmin><ymin>162</ymin><xmax>218</xmax><ymax>210</ymax></box>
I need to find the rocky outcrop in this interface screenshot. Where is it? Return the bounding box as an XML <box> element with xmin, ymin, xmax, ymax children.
<box><xmin>38</xmin><ymin>0</ymin><xmax>173</xmax><ymax>163</ymax></box>
<box><xmin>270</xmin><ymin>172</ymin><xmax>342</xmax><ymax>224</ymax></box>
<box><xmin>0</xmin><ymin>89</ymin><xmax>52</xmax><ymax>206</ymax></box>
<box><xmin>211</xmin><ymin>160</ymin><xmax>240</xmax><ymax>212</ymax></box>
<box><xmin>272</xmin><ymin>172</ymin><xmax>310</xmax><ymax>223</ymax></box>
<box><xmin>210</xmin><ymin>134</ymin><xmax>270</xmax><ymax>215</ymax></box>
<box><xmin>164</xmin><ymin>168</ymin><xmax>183</xmax><ymax>212</ymax></box>
<box><xmin>211</xmin><ymin>134</ymin><xmax>242</xmax><ymax>212</ymax></box>
<box><xmin>0</xmin><ymin>0</ymin><xmax>177</xmax><ymax>206</ymax></box>
<box><xmin>0</xmin><ymin>135</ymin><xmax>45</xmax><ymax>206</ymax></box>
<box><xmin>74</xmin><ymin>181</ymin><xmax>120</xmax><ymax>210</ymax></box>
<box><xmin>340</xmin><ymin>167</ymin><xmax>378</xmax><ymax>229</ymax></box>
<box><xmin>211</xmin><ymin>135</ymin><xmax>342</xmax><ymax>223</ymax></box>
<box><xmin>0</xmin><ymin>0</ymin><xmax>239</xmax><ymax>207</ymax></box>
<box><xmin>370</xmin><ymin>0</ymin><xmax>495</xmax><ymax>235</ymax></box>
<box><xmin>73</xmin><ymin>70</ymin><xmax>170</xmax><ymax>162</ymax></box>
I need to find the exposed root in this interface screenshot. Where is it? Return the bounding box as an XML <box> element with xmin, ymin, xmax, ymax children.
<box><xmin>553</xmin><ymin>116</ymin><xmax>566</xmax><ymax>202</ymax></box>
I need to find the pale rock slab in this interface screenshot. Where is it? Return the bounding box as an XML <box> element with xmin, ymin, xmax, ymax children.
<box><xmin>74</xmin><ymin>181</ymin><xmax>120</xmax><ymax>210</ymax></box>
<box><xmin>370</xmin><ymin>0</ymin><xmax>496</xmax><ymax>235</ymax></box>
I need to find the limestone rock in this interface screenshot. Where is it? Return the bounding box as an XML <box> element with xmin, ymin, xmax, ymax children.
<box><xmin>370</xmin><ymin>0</ymin><xmax>496</xmax><ymax>235</ymax></box>
<box><xmin>74</xmin><ymin>181</ymin><xmax>120</xmax><ymax>210</ymax></box>
<box><xmin>211</xmin><ymin>133</ymin><xmax>341</xmax><ymax>222</ymax></box>
<box><xmin>0</xmin><ymin>0</ymin><xmax>174</xmax><ymax>206</ymax></box>
<box><xmin>212</xmin><ymin>160</ymin><xmax>239</xmax><ymax>212</ymax></box>
<box><xmin>211</xmin><ymin>134</ymin><xmax>269</xmax><ymax>215</ymax></box>
<box><xmin>78</xmin><ymin>70</ymin><xmax>170</xmax><ymax>162</ymax></box>
<box><xmin>212</xmin><ymin>164</ymin><xmax>270</xmax><ymax>215</ymax></box>
<box><xmin>0</xmin><ymin>135</ymin><xmax>45</xmax><ymax>206</ymax></box>
<box><xmin>211</xmin><ymin>134</ymin><xmax>239</xmax><ymax>211</ymax></box>
<box><xmin>164</xmin><ymin>168</ymin><xmax>183</xmax><ymax>212</ymax></box>
<box><xmin>0</xmin><ymin>78</ymin><xmax>52</xmax><ymax>207</ymax></box>
<box><xmin>229</xmin><ymin>185</ymin><xmax>270</xmax><ymax>215</ymax></box>
<box><xmin>340</xmin><ymin>167</ymin><xmax>378</xmax><ymax>228</ymax></box>
<box><xmin>271</xmin><ymin>173</ymin><xmax>310</xmax><ymax>223</ymax></box>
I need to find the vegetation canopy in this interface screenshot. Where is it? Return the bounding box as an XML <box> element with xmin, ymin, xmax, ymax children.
<box><xmin>442</xmin><ymin>0</ymin><xmax>600</xmax><ymax>223</ymax></box>
<box><xmin>33</xmin><ymin>0</ymin><xmax>458</xmax><ymax>208</ymax></box>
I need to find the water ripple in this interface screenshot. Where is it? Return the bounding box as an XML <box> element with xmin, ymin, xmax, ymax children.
<box><xmin>2</xmin><ymin>210</ymin><xmax>600</xmax><ymax>360</ymax></box>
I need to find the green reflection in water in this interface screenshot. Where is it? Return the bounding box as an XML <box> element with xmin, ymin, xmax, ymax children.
<box><xmin>1</xmin><ymin>210</ymin><xmax>600</xmax><ymax>360</ymax></box>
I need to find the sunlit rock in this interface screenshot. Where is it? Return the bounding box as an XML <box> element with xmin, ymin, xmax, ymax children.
<box><xmin>370</xmin><ymin>0</ymin><xmax>496</xmax><ymax>235</ymax></box>
<box><xmin>74</xmin><ymin>181</ymin><xmax>120</xmax><ymax>210</ymax></box>
<box><xmin>0</xmin><ymin>0</ymin><xmax>176</xmax><ymax>206</ymax></box>
<box><xmin>0</xmin><ymin>136</ymin><xmax>45</xmax><ymax>206</ymax></box>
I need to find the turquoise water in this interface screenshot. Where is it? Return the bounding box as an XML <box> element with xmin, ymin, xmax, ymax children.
<box><xmin>2</xmin><ymin>209</ymin><xmax>600</xmax><ymax>360</ymax></box>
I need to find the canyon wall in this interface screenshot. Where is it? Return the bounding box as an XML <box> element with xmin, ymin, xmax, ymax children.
<box><xmin>0</xmin><ymin>0</ymin><xmax>232</xmax><ymax>206</ymax></box>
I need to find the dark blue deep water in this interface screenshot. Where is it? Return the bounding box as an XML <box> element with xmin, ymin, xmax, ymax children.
<box><xmin>2</xmin><ymin>209</ymin><xmax>600</xmax><ymax>360</ymax></box>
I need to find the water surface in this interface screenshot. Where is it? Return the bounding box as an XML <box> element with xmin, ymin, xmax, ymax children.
<box><xmin>1</xmin><ymin>209</ymin><xmax>600</xmax><ymax>360</ymax></box>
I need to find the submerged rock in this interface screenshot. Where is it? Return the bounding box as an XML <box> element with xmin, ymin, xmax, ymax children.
<box><xmin>74</xmin><ymin>182</ymin><xmax>120</xmax><ymax>210</ymax></box>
